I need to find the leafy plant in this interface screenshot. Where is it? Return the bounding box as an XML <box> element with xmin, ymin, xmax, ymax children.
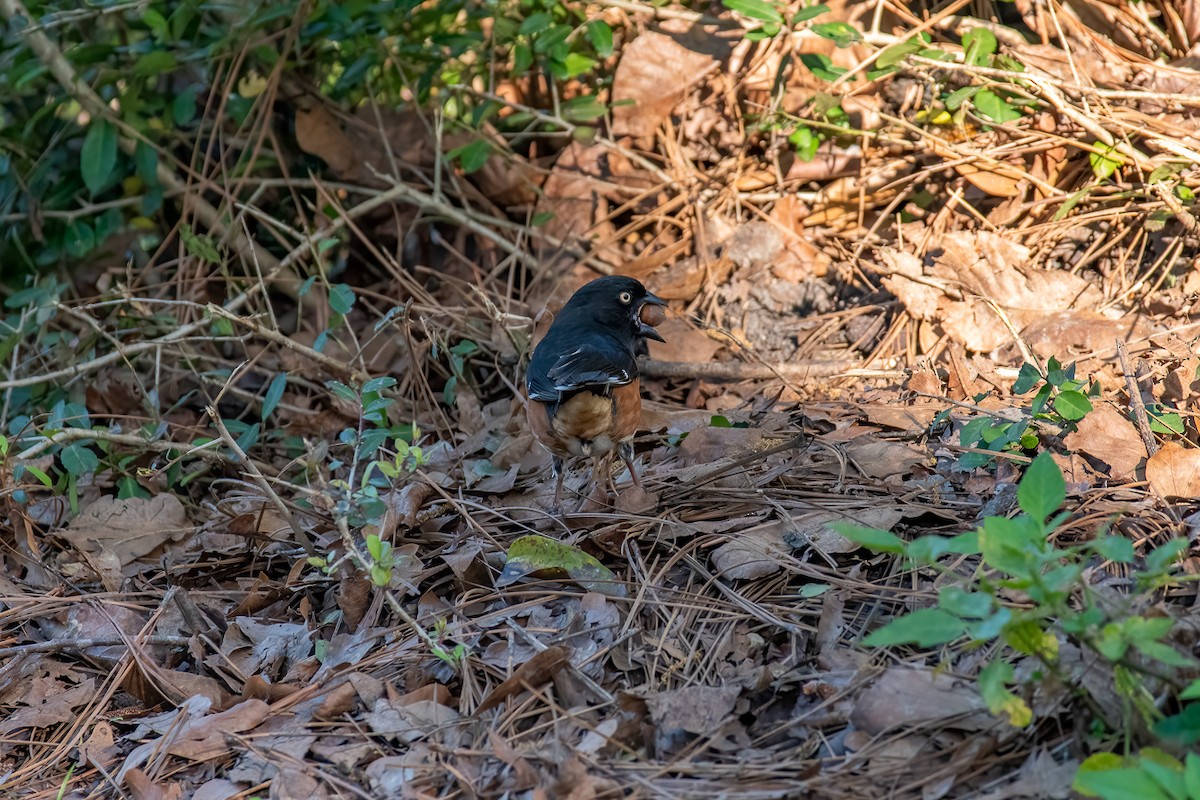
<box><xmin>838</xmin><ymin>452</ymin><xmax>1195</xmax><ymax>788</ymax></box>
<box><xmin>1</xmin><ymin>0</ymin><xmax>615</xmax><ymax>279</ymax></box>
<box><xmin>955</xmin><ymin>357</ymin><xmax>1096</xmax><ymax>470</ymax></box>
<box><xmin>325</xmin><ymin>376</ymin><xmax>425</xmax><ymax>529</ymax></box>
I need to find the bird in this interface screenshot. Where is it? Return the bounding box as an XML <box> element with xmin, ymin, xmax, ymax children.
<box><xmin>525</xmin><ymin>275</ymin><xmax>667</xmax><ymax>510</ymax></box>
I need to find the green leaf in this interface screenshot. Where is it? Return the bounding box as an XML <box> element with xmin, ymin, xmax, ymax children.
<box><xmin>447</xmin><ymin>138</ymin><xmax>493</xmax><ymax>173</ymax></box>
<box><xmin>326</xmin><ymin>380</ymin><xmax>358</xmax><ymax>404</ymax></box>
<box><xmin>562</xmin><ymin>95</ymin><xmax>606</xmax><ymax>123</ymax></box>
<box><xmin>938</xmin><ymin>586</ymin><xmax>993</xmax><ymax>618</ymax></box>
<box><xmin>81</xmin><ymin>119</ymin><xmax>119</xmax><ymax>195</ymax></box>
<box><xmin>180</xmin><ymin>224</ymin><xmax>221</xmax><ymax>263</ymax></box>
<box><xmin>832</xmin><ymin>523</ymin><xmax>905</xmax><ymax>554</ymax></box>
<box><xmin>799</xmin><ymin>52</ymin><xmax>848</xmax><ymax>81</ymax></box>
<box><xmin>974</xmin><ymin>89</ymin><xmax>1023</xmax><ymax>123</ymax></box>
<box><xmin>979</xmin><ymin>515</ymin><xmax>1039</xmax><ymax>579</ymax></box>
<box><xmin>791</xmin><ymin>3</ymin><xmax>829</xmax><ymax>23</ymax></box>
<box><xmin>1074</xmin><ymin>763</ymin><xmax>1172</xmax><ymax>800</ymax></box>
<box><xmin>132</xmin><ymin>49</ymin><xmax>177</xmax><ymax>76</ymax></box>
<box><xmin>1133</xmin><ymin>639</ymin><xmax>1196</xmax><ymax>668</ymax></box>
<box><xmin>24</xmin><ymin>465</ymin><xmax>53</xmax><ymax>488</ymax></box>
<box><xmin>789</xmin><ymin>126</ymin><xmax>819</xmax><ymax>161</ymax></box>
<box><xmin>724</xmin><ymin>0</ymin><xmax>783</xmax><ymax>24</ymax></box>
<box><xmin>876</xmin><ymin>39</ymin><xmax>921</xmax><ymax>68</ymax></box>
<box><xmin>497</xmin><ymin>535</ymin><xmax>625</xmax><ymax>597</ymax></box>
<box><xmin>64</xmin><ymin>221</ymin><xmax>96</xmax><ymax>258</ymax></box>
<box><xmin>944</xmin><ymin>85</ymin><xmax>980</xmax><ymax>111</ymax></box>
<box><xmin>978</xmin><ymin>660</ymin><xmax>1032</xmax><ymax>727</ymax></box>
<box><xmin>234</xmin><ymin>422</ymin><xmax>260</xmax><ymax>455</ymax></box>
<box><xmin>1145</xmin><ymin>539</ymin><xmax>1187</xmax><ymax>573</ymax></box>
<box><xmin>1090</xmin><ymin>143</ymin><xmax>1125</xmax><ymax>180</ymax></box>
<box><xmin>587</xmin><ymin>20</ymin><xmax>613</xmax><ymax>56</ymax></box>
<box><xmin>60</xmin><ymin>442</ymin><xmax>100</xmax><ymax>476</ymax></box>
<box><xmin>1181</xmin><ymin>679</ymin><xmax>1200</xmax><ymax>701</ymax></box>
<box><xmin>261</xmin><ymin>373</ymin><xmax>287</xmax><ymax>421</ymax></box>
<box><xmin>362</xmin><ymin>376</ymin><xmax>397</xmax><ymax>394</ymax></box>
<box><xmin>744</xmin><ymin>23</ymin><xmax>781</xmax><ymax>40</ymax></box>
<box><xmin>560</xmin><ymin>52</ymin><xmax>597</xmax><ymax>78</ymax></box>
<box><xmin>1053</xmin><ymin>390</ymin><xmax>1092</xmax><ymax>421</ymax></box>
<box><xmin>1017</xmin><ymin>451</ymin><xmax>1064</xmax><ymax>523</ymax></box>
<box><xmin>1186</xmin><ymin>754</ymin><xmax>1200</xmax><ymax>797</ymax></box>
<box><xmin>1012</xmin><ymin>362</ymin><xmax>1042</xmax><ymax>395</ymax></box>
<box><xmin>962</xmin><ymin>27</ymin><xmax>998</xmax><ymax>66</ymax></box>
<box><xmin>811</xmin><ymin>21</ymin><xmax>861</xmax><ymax>47</ymax></box>
<box><xmin>172</xmin><ymin>85</ymin><xmax>199</xmax><ymax>126</ymax></box>
<box><xmin>862</xmin><ymin>608</ymin><xmax>965</xmax><ymax>647</ymax></box>
<box><xmin>518</xmin><ymin>12</ymin><xmax>552</xmax><ymax>34</ymax></box>
<box><xmin>1091</xmin><ymin>535</ymin><xmax>1135</xmax><ymax>564</ymax></box>
<box><xmin>329</xmin><ymin>283</ymin><xmax>356</xmax><ymax>315</ymax></box>
<box><xmin>800</xmin><ymin>583</ymin><xmax>829</xmax><ymax>597</ymax></box>
<box><xmin>1003</xmin><ymin>619</ymin><xmax>1058</xmax><ymax>660</ymax></box>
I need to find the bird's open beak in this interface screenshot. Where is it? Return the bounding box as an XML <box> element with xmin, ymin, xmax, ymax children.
<box><xmin>637</xmin><ymin>292</ymin><xmax>667</xmax><ymax>342</ymax></box>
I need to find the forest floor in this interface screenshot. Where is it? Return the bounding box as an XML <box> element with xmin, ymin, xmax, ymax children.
<box><xmin>3</xmin><ymin>0</ymin><xmax>1200</xmax><ymax>798</ymax></box>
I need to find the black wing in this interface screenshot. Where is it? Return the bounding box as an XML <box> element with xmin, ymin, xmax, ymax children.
<box><xmin>527</xmin><ymin>338</ymin><xmax>636</xmax><ymax>402</ymax></box>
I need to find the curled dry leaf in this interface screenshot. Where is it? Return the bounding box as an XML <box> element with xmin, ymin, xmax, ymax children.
<box><xmin>611</xmin><ymin>30</ymin><xmax>723</xmax><ymax>139</ymax></box>
<box><xmin>1062</xmin><ymin>404</ymin><xmax>1146</xmax><ymax>481</ymax></box>
<box><xmin>843</xmin><ymin>436</ymin><xmax>931</xmax><ymax>481</ymax></box>
<box><xmin>643</xmin><ymin>684</ymin><xmax>740</xmax><ymax>735</ymax></box>
<box><xmin>850</xmin><ymin>667</ymin><xmax>994</xmax><ymax>735</ymax></box>
<box><xmin>477</xmin><ymin>645</ymin><xmax>571</xmax><ymax>712</ymax></box>
<box><xmin>711</xmin><ymin>519</ymin><xmax>789</xmax><ymax>581</ymax></box>
<box><xmin>1146</xmin><ymin>442</ymin><xmax>1200</xmax><ymax>499</ymax></box>
<box><xmin>879</xmin><ymin>231</ymin><xmax>1149</xmax><ymax>355</ymax></box>
<box><xmin>645</xmin><ymin>318</ymin><xmax>722</xmax><ymax>364</ymax></box>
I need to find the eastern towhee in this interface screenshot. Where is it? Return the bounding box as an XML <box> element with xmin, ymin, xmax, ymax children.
<box><xmin>526</xmin><ymin>276</ymin><xmax>667</xmax><ymax>509</ymax></box>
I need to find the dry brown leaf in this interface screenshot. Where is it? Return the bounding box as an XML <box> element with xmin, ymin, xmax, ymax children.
<box><xmin>843</xmin><ymin>436</ymin><xmax>931</xmax><ymax>481</ymax></box>
<box><xmin>60</xmin><ymin>494</ymin><xmax>190</xmax><ymax>569</ymax></box>
<box><xmin>1063</xmin><ymin>404</ymin><xmax>1146</xmax><ymax>481</ymax></box>
<box><xmin>645</xmin><ymin>318</ymin><xmax>722</xmax><ymax>364</ymax></box>
<box><xmin>796</xmin><ymin>507</ymin><xmax>906</xmax><ymax>554</ymax></box>
<box><xmin>929</xmin><ymin>136</ymin><xmax>1027</xmax><ymax>197</ymax></box>
<box><xmin>880</xmin><ymin>232</ymin><xmax>1149</xmax><ymax>354</ymax></box>
<box><xmin>166</xmin><ymin>699</ymin><xmax>270</xmax><ymax>760</ymax></box>
<box><xmin>477</xmin><ymin>645</ymin><xmax>571</xmax><ymax>712</ymax></box>
<box><xmin>611</xmin><ymin>30</ymin><xmax>722</xmax><ymax>139</ymax></box>
<box><xmin>1146</xmin><ymin>442</ymin><xmax>1200</xmax><ymax>498</ymax></box>
<box><xmin>535</xmin><ymin>143</ymin><xmax>621</xmax><ymax>269</ymax></box>
<box><xmin>850</xmin><ymin>667</ymin><xmax>994</xmax><ymax>735</ymax></box>
<box><xmin>364</xmin><ymin>696</ymin><xmax>462</xmax><ymax>744</ymax></box>
<box><xmin>125</xmin><ymin>769</ymin><xmax>184</xmax><ymax>800</ymax></box>
<box><xmin>0</xmin><ymin>674</ymin><xmax>95</xmax><ymax>733</ymax></box>
<box><xmin>643</xmin><ymin>684</ymin><xmax>739</xmax><ymax>735</ymax></box>
<box><xmin>676</xmin><ymin>425</ymin><xmax>767</xmax><ymax>465</ymax></box>
<box><xmin>711</xmin><ymin>520</ymin><xmax>789</xmax><ymax>580</ymax></box>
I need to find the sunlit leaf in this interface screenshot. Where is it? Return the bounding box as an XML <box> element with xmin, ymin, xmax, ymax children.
<box><xmin>497</xmin><ymin>535</ymin><xmax>625</xmax><ymax>597</ymax></box>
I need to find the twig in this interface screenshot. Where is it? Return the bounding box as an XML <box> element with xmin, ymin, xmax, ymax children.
<box><xmin>0</xmin><ymin>635</ymin><xmax>192</xmax><ymax>659</ymax></box>
<box><xmin>206</xmin><ymin>305</ymin><xmax>369</xmax><ymax>383</ymax></box>
<box><xmin>14</xmin><ymin>426</ymin><xmax>225</xmax><ymax>463</ymax></box>
<box><xmin>1115</xmin><ymin>339</ymin><xmax>1158</xmax><ymax>457</ymax></box>
<box><xmin>639</xmin><ymin>358</ymin><xmax>903</xmax><ymax>382</ymax></box>
<box><xmin>206</xmin><ymin>403</ymin><xmax>318</xmax><ymax>557</ymax></box>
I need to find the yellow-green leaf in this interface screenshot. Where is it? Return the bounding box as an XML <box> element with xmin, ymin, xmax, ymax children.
<box><xmin>497</xmin><ymin>535</ymin><xmax>625</xmax><ymax>597</ymax></box>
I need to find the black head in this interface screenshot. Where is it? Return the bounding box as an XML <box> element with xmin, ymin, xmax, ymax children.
<box><xmin>559</xmin><ymin>275</ymin><xmax>667</xmax><ymax>343</ymax></box>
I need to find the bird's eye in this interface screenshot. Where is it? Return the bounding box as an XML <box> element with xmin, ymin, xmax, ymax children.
<box><xmin>619</xmin><ymin>291</ymin><xmax>632</xmax><ymax>304</ymax></box>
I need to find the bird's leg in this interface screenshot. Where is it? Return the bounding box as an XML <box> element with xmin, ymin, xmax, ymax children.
<box><xmin>619</xmin><ymin>442</ymin><xmax>643</xmax><ymax>490</ymax></box>
<box><xmin>551</xmin><ymin>455</ymin><xmax>565</xmax><ymax>514</ymax></box>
